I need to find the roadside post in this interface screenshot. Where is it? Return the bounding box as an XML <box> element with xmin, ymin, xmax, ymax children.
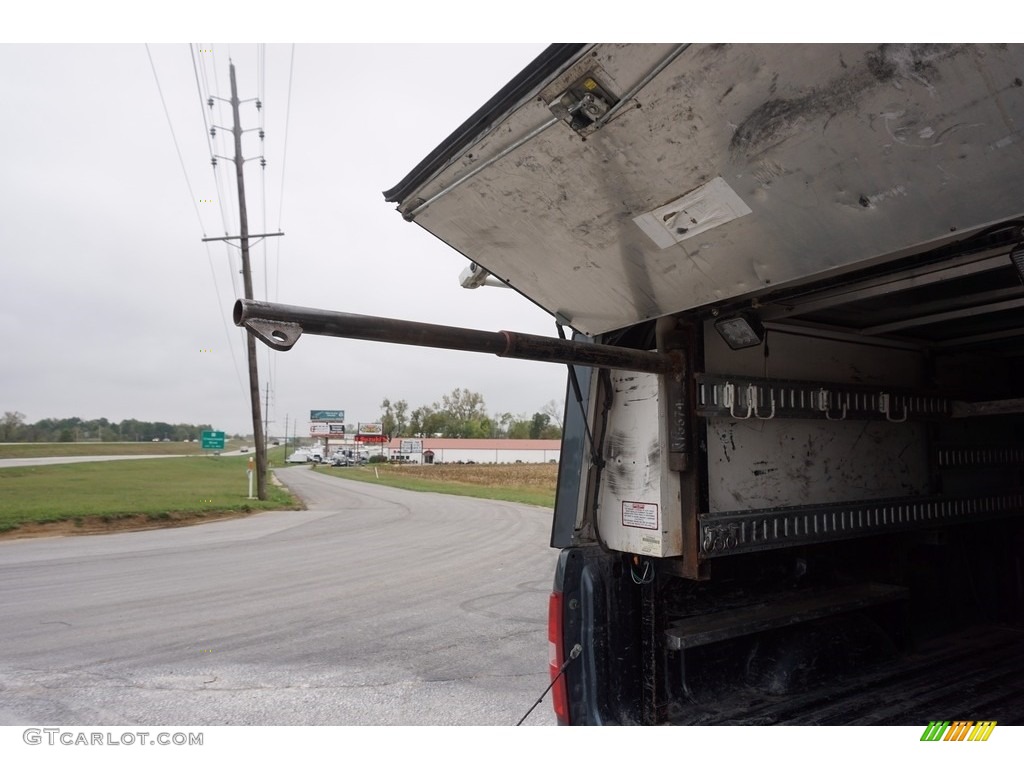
<box><xmin>247</xmin><ymin>455</ymin><xmax>255</xmax><ymax>499</ymax></box>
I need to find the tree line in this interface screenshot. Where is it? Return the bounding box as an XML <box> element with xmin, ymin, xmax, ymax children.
<box><xmin>1</xmin><ymin>412</ymin><xmax>216</xmax><ymax>443</ymax></box>
<box><xmin>380</xmin><ymin>389</ymin><xmax>562</xmax><ymax>440</ymax></box>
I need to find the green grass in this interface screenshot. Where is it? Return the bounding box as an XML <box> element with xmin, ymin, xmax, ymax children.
<box><xmin>0</xmin><ymin>454</ymin><xmax>300</xmax><ymax>533</ymax></box>
<box><xmin>315</xmin><ymin>464</ymin><xmax>556</xmax><ymax>508</ymax></box>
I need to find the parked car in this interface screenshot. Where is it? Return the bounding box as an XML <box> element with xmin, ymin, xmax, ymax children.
<box><xmin>285</xmin><ymin>450</ymin><xmax>309</xmax><ymax>464</ymax></box>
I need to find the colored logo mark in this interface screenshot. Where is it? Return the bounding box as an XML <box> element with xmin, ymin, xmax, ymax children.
<box><xmin>920</xmin><ymin>721</ymin><xmax>997</xmax><ymax>741</ymax></box>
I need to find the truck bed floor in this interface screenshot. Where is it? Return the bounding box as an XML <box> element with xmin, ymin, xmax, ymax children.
<box><xmin>669</xmin><ymin>624</ymin><xmax>1024</xmax><ymax>725</ymax></box>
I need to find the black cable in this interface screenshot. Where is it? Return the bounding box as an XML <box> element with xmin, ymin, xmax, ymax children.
<box><xmin>516</xmin><ymin>643</ymin><xmax>581</xmax><ymax>725</ymax></box>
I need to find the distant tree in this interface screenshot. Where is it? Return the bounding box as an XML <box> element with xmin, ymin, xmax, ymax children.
<box><xmin>421</xmin><ymin>407</ymin><xmax>447</xmax><ymax>437</ymax></box>
<box><xmin>529</xmin><ymin>412</ymin><xmax>550</xmax><ymax>439</ymax></box>
<box><xmin>408</xmin><ymin>405</ymin><xmax>433</xmax><ymax>437</ymax></box>
<box><xmin>393</xmin><ymin>399</ymin><xmax>409</xmax><ymax>436</ymax></box>
<box><xmin>434</xmin><ymin>388</ymin><xmax>489</xmax><ymax>438</ymax></box>
<box><xmin>383</xmin><ymin>392</ymin><xmax>563</xmax><ymax>440</ymax></box>
<box><xmin>1</xmin><ymin>411</ymin><xmax>25</xmax><ymax>441</ymax></box>
<box><xmin>58</xmin><ymin>428</ymin><xmax>73</xmax><ymax>442</ymax></box>
<box><xmin>543</xmin><ymin>399</ymin><xmax>564</xmax><ymax>429</ymax></box>
<box><xmin>380</xmin><ymin>398</ymin><xmax>410</xmax><ymax>438</ymax></box>
<box><xmin>507</xmin><ymin>417</ymin><xmax>532</xmax><ymax>439</ymax></box>
<box><xmin>541</xmin><ymin>423</ymin><xmax>562</xmax><ymax>439</ymax></box>
<box><xmin>442</xmin><ymin>388</ymin><xmax>487</xmax><ymax>423</ymax></box>
<box><xmin>493</xmin><ymin>412</ymin><xmax>514</xmax><ymax>438</ymax></box>
<box><xmin>120</xmin><ymin>419</ymin><xmax>141</xmax><ymax>441</ymax></box>
<box><xmin>380</xmin><ymin>398</ymin><xmax>395</xmax><ymax>437</ymax></box>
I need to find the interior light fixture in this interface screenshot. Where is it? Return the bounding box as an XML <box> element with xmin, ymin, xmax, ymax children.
<box><xmin>714</xmin><ymin>312</ymin><xmax>765</xmax><ymax>350</ymax></box>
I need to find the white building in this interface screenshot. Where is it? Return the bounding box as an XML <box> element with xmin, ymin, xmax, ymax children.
<box><xmin>386</xmin><ymin>438</ymin><xmax>560</xmax><ymax>464</ymax></box>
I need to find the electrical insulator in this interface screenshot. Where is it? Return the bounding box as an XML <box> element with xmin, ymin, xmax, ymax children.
<box><xmin>211</xmin><ymin>157</ymin><xmax>217</xmax><ymax>167</ymax></box>
<box><xmin>256</xmin><ymin>99</ymin><xmax>262</xmax><ymax>110</ymax></box>
<box><xmin>260</xmin><ymin>157</ymin><xmax>267</xmax><ymax>168</ymax></box>
<box><xmin>259</xmin><ymin>129</ymin><xmax>265</xmax><ymax>140</ymax></box>
<box><xmin>207</xmin><ymin>97</ymin><xmax>214</xmax><ymax>109</ymax></box>
<box><xmin>210</xmin><ymin>127</ymin><xmax>216</xmax><ymax>138</ymax></box>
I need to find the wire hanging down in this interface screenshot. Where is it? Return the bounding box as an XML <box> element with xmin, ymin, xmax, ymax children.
<box><xmin>516</xmin><ymin>644</ymin><xmax>581</xmax><ymax>725</ymax></box>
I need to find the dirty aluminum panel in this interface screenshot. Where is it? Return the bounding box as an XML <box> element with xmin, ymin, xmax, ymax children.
<box><xmin>400</xmin><ymin>44</ymin><xmax>1024</xmax><ymax>336</ymax></box>
<box><xmin>703</xmin><ymin>325</ymin><xmax>929</xmax><ymax>512</ymax></box>
<box><xmin>706</xmin><ymin>418</ymin><xmax>929</xmax><ymax>513</ymax></box>
<box><xmin>596</xmin><ymin>370</ymin><xmax>683</xmax><ymax>557</ymax></box>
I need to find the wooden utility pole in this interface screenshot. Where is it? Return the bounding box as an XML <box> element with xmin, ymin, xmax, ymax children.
<box><xmin>229</xmin><ymin>61</ymin><xmax>267</xmax><ymax>500</ymax></box>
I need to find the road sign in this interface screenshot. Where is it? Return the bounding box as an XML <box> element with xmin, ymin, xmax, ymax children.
<box><xmin>201</xmin><ymin>430</ymin><xmax>225</xmax><ymax>450</ymax></box>
<box><xmin>310</xmin><ymin>410</ymin><xmax>345</xmax><ymax>421</ymax></box>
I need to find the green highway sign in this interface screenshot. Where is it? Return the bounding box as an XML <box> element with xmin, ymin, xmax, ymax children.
<box><xmin>310</xmin><ymin>410</ymin><xmax>345</xmax><ymax>421</ymax></box>
<box><xmin>201</xmin><ymin>430</ymin><xmax>225</xmax><ymax>450</ymax></box>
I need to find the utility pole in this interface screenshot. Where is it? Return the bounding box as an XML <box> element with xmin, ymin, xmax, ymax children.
<box><xmin>204</xmin><ymin>63</ymin><xmax>284</xmax><ymax>499</ymax></box>
<box><xmin>230</xmin><ymin>61</ymin><xmax>266</xmax><ymax>500</ymax></box>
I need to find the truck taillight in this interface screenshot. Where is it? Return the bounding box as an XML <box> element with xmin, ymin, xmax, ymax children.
<box><xmin>548</xmin><ymin>590</ymin><xmax>570</xmax><ymax>724</ymax></box>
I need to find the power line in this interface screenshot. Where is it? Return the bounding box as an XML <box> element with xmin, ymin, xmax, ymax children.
<box><xmin>190</xmin><ymin>43</ymin><xmax>248</xmax><ymax>392</ymax></box>
<box><xmin>275</xmin><ymin>43</ymin><xmax>296</xmax><ymax>305</ymax></box>
<box><xmin>259</xmin><ymin>47</ymin><xmax>272</xmax><ymax>383</ymax></box>
<box><xmin>199</xmin><ymin>44</ymin><xmax>243</xmax><ymax>299</ymax></box>
<box><xmin>145</xmin><ymin>44</ymin><xmax>204</xmax><ymax>234</ymax></box>
<box><xmin>270</xmin><ymin>44</ymin><xmax>295</xmax><ymax>397</ymax></box>
<box><xmin>203</xmin><ymin>242</ymin><xmax>248</xmax><ymax>397</ymax></box>
<box><xmin>144</xmin><ymin>44</ymin><xmax>247</xmax><ymax>400</ymax></box>
<box><xmin>190</xmin><ymin>43</ymin><xmax>232</xmax><ymax>242</ymax></box>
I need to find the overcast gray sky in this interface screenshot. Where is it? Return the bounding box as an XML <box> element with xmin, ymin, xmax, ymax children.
<box><xmin>0</xmin><ymin>41</ymin><xmax>576</xmax><ymax>437</ymax></box>
<box><xmin>1</xmin><ymin>8</ymin><xmax>967</xmax><ymax>439</ymax></box>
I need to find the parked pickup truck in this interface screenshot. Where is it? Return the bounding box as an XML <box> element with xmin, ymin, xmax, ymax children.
<box><xmin>237</xmin><ymin>44</ymin><xmax>1024</xmax><ymax>725</ymax></box>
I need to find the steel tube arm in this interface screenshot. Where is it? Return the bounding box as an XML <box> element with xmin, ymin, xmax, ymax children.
<box><xmin>233</xmin><ymin>299</ymin><xmax>676</xmax><ymax>375</ymax></box>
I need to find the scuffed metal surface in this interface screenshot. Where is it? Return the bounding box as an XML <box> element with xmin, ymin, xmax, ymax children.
<box><xmin>729</xmin><ymin>44</ymin><xmax>961</xmax><ymax>159</ymax></box>
<box><xmin>706</xmin><ymin>418</ymin><xmax>928</xmax><ymax>513</ymax></box>
<box><xmin>595</xmin><ymin>370</ymin><xmax>684</xmax><ymax>557</ymax></box>
<box><xmin>402</xmin><ymin>43</ymin><xmax>1024</xmax><ymax>335</ymax></box>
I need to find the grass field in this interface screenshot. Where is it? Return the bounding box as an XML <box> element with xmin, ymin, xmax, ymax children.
<box><xmin>317</xmin><ymin>462</ymin><xmax>559</xmax><ymax>508</ymax></box>
<box><xmin>0</xmin><ymin>452</ymin><xmax>300</xmax><ymax>536</ymax></box>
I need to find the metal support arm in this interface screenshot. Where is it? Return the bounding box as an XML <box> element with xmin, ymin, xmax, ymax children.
<box><xmin>233</xmin><ymin>299</ymin><xmax>680</xmax><ymax>376</ymax></box>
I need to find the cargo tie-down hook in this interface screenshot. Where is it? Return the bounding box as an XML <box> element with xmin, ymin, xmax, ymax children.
<box><xmin>816</xmin><ymin>388</ymin><xmax>847</xmax><ymax>421</ymax></box>
<box><xmin>752</xmin><ymin>385</ymin><xmax>776</xmax><ymax>420</ymax></box>
<box><xmin>879</xmin><ymin>393</ymin><xmax>908</xmax><ymax>423</ymax></box>
<box><xmin>723</xmin><ymin>382</ymin><xmax>753</xmax><ymax>420</ymax></box>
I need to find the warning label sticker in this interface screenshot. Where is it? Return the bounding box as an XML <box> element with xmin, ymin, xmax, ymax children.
<box><xmin>622</xmin><ymin>501</ymin><xmax>659</xmax><ymax>530</ymax></box>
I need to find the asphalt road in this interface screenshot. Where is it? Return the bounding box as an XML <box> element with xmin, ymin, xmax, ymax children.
<box><xmin>0</xmin><ymin>455</ymin><xmax>187</xmax><ymax>468</ymax></box>
<box><xmin>0</xmin><ymin>450</ymin><xmax>249</xmax><ymax>469</ymax></box>
<box><xmin>0</xmin><ymin>465</ymin><xmax>559</xmax><ymax>725</ymax></box>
